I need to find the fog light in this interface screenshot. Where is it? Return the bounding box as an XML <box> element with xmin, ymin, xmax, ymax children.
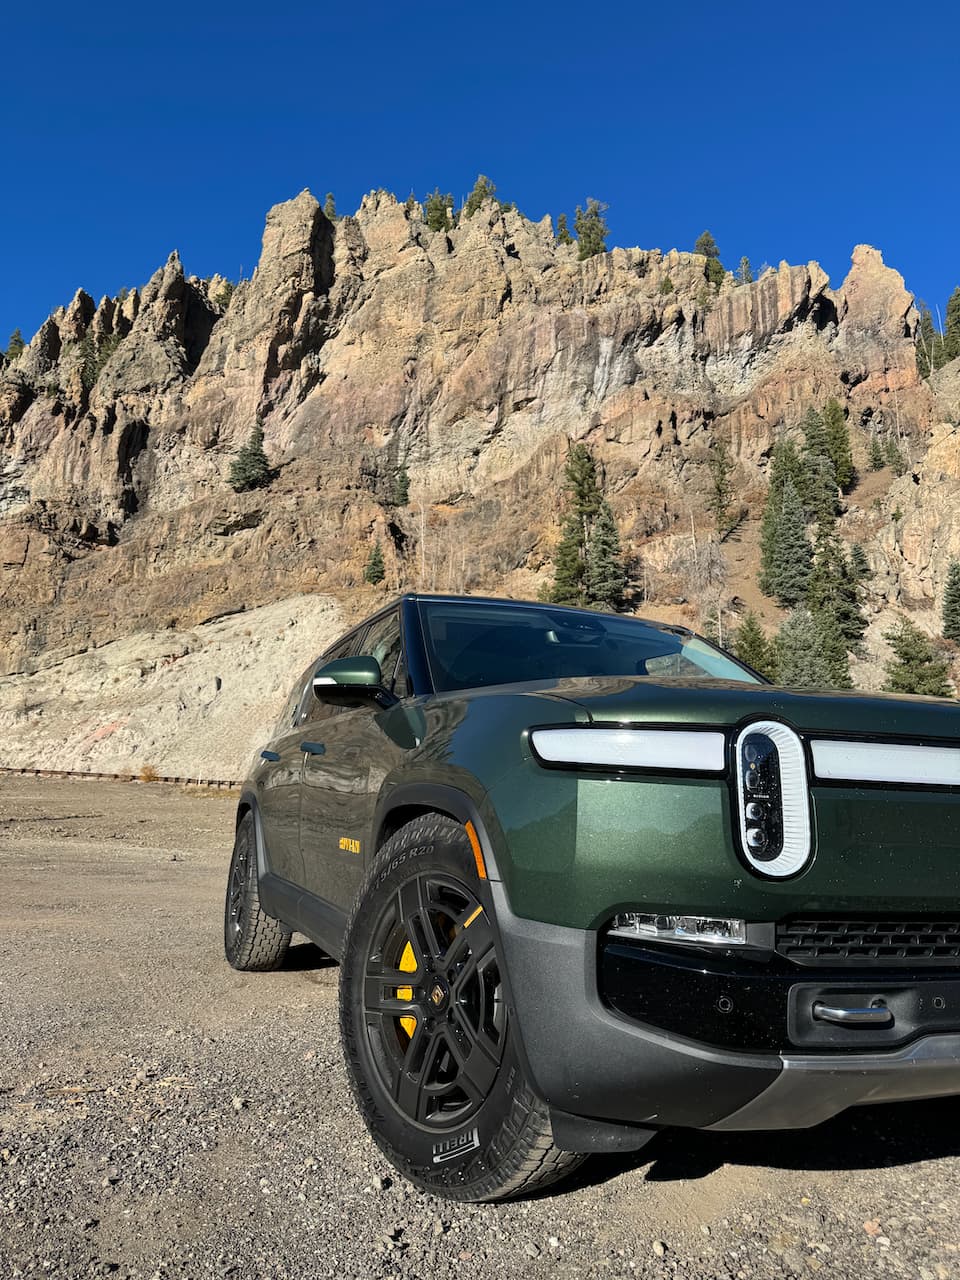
<box><xmin>608</xmin><ymin>912</ymin><xmax>747</xmax><ymax>946</ymax></box>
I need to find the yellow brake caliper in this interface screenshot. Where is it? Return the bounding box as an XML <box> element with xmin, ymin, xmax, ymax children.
<box><xmin>397</xmin><ymin>941</ymin><xmax>417</xmax><ymax>1040</ymax></box>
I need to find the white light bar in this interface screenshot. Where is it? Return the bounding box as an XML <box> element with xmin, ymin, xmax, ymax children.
<box><xmin>811</xmin><ymin>739</ymin><xmax>960</xmax><ymax>787</ymax></box>
<box><xmin>530</xmin><ymin>728</ymin><xmax>726</xmax><ymax>772</ymax></box>
<box><xmin>735</xmin><ymin>720</ymin><xmax>811</xmax><ymax>878</ymax></box>
<box><xmin>609</xmin><ymin>913</ymin><xmax>747</xmax><ymax>946</ymax></box>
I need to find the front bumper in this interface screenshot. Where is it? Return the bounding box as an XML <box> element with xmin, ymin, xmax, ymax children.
<box><xmin>491</xmin><ymin>885</ymin><xmax>960</xmax><ymax>1132</ymax></box>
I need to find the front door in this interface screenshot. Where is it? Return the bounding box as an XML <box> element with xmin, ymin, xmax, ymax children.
<box><xmin>298</xmin><ymin>608</ymin><xmax>405</xmax><ymax>913</ymax></box>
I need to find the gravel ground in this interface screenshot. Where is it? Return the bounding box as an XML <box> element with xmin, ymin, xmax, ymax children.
<box><xmin>2</xmin><ymin>778</ymin><xmax>960</xmax><ymax>1280</ymax></box>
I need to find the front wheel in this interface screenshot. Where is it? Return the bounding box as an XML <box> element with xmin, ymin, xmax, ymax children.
<box><xmin>339</xmin><ymin>813</ymin><xmax>584</xmax><ymax>1201</ymax></box>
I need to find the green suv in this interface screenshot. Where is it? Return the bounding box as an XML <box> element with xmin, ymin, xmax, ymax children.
<box><xmin>224</xmin><ymin>594</ymin><xmax>960</xmax><ymax>1201</ymax></box>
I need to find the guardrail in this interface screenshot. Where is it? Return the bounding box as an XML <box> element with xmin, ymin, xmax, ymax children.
<box><xmin>0</xmin><ymin>766</ymin><xmax>240</xmax><ymax>790</ymax></box>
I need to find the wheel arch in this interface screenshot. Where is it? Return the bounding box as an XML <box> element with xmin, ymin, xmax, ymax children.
<box><xmin>372</xmin><ymin>783</ymin><xmax>502</xmax><ymax>882</ymax></box>
<box><xmin>235</xmin><ymin>788</ymin><xmax>271</xmax><ymax>879</ymax></box>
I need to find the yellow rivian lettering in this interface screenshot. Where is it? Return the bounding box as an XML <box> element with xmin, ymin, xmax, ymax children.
<box><xmin>338</xmin><ymin>836</ymin><xmax>361</xmax><ymax>854</ymax></box>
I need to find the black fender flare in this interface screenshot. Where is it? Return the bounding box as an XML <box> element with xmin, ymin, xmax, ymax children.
<box><xmin>371</xmin><ymin>782</ymin><xmax>503</xmax><ymax>881</ymax></box>
<box><xmin>236</xmin><ymin>787</ymin><xmax>272</xmax><ymax>881</ymax></box>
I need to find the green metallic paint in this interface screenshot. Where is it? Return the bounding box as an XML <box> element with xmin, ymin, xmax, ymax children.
<box><xmin>486</xmin><ymin>758</ymin><xmax>960</xmax><ymax>930</ymax></box>
<box><xmin>313</xmin><ymin>655</ymin><xmax>384</xmax><ymax>691</ymax></box>
<box><xmin>251</xmin><ymin>596</ymin><xmax>960</xmax><ymax>935</ymax></box>
<box><xmin>548</xmin><ymin>675</ymin><xmax>960</xmax><ymax>739</ymax></box>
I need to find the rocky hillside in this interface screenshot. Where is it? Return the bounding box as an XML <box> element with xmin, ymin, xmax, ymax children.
<box><xmin>2</xmin><ymin>188</ymin><xmax>959</xmax><ymax>760</ymax></box>
<box><xmin>0</xmin><ymin>596</ymin><xmax>341</xmax><ymax>778</ymax></box>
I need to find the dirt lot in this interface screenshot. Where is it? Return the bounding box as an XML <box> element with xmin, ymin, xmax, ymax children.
<box><xmin>3</xmin><ymin>778</ymin><xmax>960</xmax><ymax>1279</ymax></box>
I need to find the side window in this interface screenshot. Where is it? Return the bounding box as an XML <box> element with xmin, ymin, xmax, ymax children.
<box><xmin>297</xmin><ymin>628</ymin><xmax>368</xmax><ymax>725</ymax></box>
<box><xmin>363</xmin><ymin>610</ymin><xmax>403</xmax><ymax>692</ymax></box>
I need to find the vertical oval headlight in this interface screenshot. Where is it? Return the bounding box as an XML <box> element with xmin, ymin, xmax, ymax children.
<box><xmin>734</xmin><ymin>720</ymin><xmax>811</xmax><ymax>877</ymax></box>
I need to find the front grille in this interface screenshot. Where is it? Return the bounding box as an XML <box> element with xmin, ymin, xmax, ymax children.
<box><xmin>778</xmin><ymin>918</ymin><xmax>960</xmax><ymax>967</ymax></box>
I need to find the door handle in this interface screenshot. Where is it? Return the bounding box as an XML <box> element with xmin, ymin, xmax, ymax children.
<box><xmin>301</xmin><ymin>741</ymin><xmax>326</xmax><ymax>756</ymax></box>
<box><xmin>812</xmin><ymin>1000</ymin><xmax>892</xmax><ymax>1026</ymax></box>
<box><xmin>260</xmin><ymin>750</ymin><xmax>280</xmax><ymax>762</ymax></box>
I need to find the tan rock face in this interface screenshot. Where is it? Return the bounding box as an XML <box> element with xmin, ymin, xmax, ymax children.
<box><xmin>0</xmin><ymin>189</ymin><xmax>938</xmax><ymax>675</ymax></box>
<box><xmin>0</xmin><ymin>595</ymin><xmax>343</xmax><ymax>778</ymax></box>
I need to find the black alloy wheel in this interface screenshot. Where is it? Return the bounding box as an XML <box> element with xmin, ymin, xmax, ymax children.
<box><xmin>340</xmin><ymin>812</ymin><xmax>583</xmax><ymax>1201</ymax></box>
<box><xmin>363</xmin><ymin>871</ymin><xmax>505</xmax><ymax>1129</ymax></box>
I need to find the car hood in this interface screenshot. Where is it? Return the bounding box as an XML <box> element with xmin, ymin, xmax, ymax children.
<box><xmin>539</xmin><ymin>675</ymin><xmax>960</xmax><ymax>740</ymax></box>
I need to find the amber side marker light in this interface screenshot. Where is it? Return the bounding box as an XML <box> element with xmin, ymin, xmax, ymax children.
<box><xmin>464</xmin><ymin>821</ymin><xmax>487</xmax><ymax>880</ymax></box>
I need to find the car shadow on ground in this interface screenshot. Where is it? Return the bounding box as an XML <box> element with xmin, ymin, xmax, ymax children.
<box><xmin>282</xmin><ymin>940</ymin><xmax>337</xmax><ymax>972</ymax></box>
<box><xmin>554</xmin><ymin>1095</ymin><xmax>960</xmax><ymax>1196</ymax></box>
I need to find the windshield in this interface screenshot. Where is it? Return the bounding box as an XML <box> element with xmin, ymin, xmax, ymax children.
<box><xmin>419</xmin><ymin>602</ymin><xmax>762</xmax><ymax>693</ymax></box>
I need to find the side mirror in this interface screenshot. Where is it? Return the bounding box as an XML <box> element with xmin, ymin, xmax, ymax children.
<box><xmin>312</xmin><ymin>656</ymin><xmax>398</xmax><ymax>707</ymax></box>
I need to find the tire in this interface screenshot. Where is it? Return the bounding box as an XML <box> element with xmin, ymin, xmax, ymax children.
<box><xmin>224</xmin><ymin>811</ymin><xmax>291</xmax><ymax>971</ymax></box>
<box><xmin>339</xmin><ymin>813</ymin><xmax>584</xmax><ymax>1201</ymax></box>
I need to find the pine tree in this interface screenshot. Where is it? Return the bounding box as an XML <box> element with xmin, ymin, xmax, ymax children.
<box><xmin>404</xmin><ymin>192</ymin><xmax>418</xmax><ymax>216</ymax></box>
<box><xmin>885</xmin><ymin>437</ymin><xmax>907</xmax><ymax>476</ymax></box>
<box><xmin>806</xmin><ymin>453</ymin><xmax>839</xmax><ymax>530</ymax></box>
<box><xmin>706</xmin><ymin>439</ymin><xmax>734</xmax><ymax>537</ymax></box>
<box><xmin>694</xmin><ymin>230</ymin><xmax>724</xmax><ymax>286</ymax></box>
<box><xmin>868</xmin><ymin>435</ymin><xmax>886</xmax><ymax>470</ymax></box>
<box><xmin>424</xmin><ymin>189</ymin><xmax>452</xmax><ymax>233</ymax></box>
<box><xmin>798</xmin><ymin>407</ymin><xmax>838</xmax><ymax>524</ymax></box>
<box><xmin>883</xmin><ymin>618</ymin><xmax>952</xmax><ymax>697</ymax></box>
<box><xmin>694</xmin><ymin>230</ymin><xmax>720</xmax><ymax>259</ymax></box>
<box><xmin>323</xmin><ymin>192</ymin><xmax>336</xmax><ymax>220</ymax></box>
<box><xmin>392</xmin><ymin>463</ymin><xmax>410</xmax><ymax>507</ymax></box>
<box><xmin>759</xmin><ymin>438</ymin><xmax>805</xmax><ymax>594</ymax></box>
<box><xmin>547</xmin><ymin>442</ymin><xmax>604</xmax><ymax>606</ymax></box>
<box><xmin>5</xmin><ymin>328</ymin><xmax>25</xmax><ymax>361</ymax></box>
<box><xmin>807</xmin><ymin>530</ymin><xmax>848</xmax><ymax>624</ymax></box>
<box><xmin>771</xmin><ymin>477</ymin><xmax>812</xmax><ymax>606</ymax></box>
<box><xmin>850</xmin><ymin>543</ymin><xmax>871</xmax><ymax>582</ymax></box>
<box><xmin>463</xmin><ymin>175</ymin><xmax>497</xmax><ymax>218</ymax></box>
<box><xmin>733</xmin><ymin>610</ymin><xmax>773</xmax><ymax>677</ymax></box>
<box><xmin>555</xmin><ymin>213</ymin><xmax>573</xmax><ymax>246</ymax></box>
<box><xmin>228</xmin><ymin>422</ymin><xmax>271</xmax><ymax>492</ymax></box>
<box><xmin>563</xmin><ymin>442</ymin><xmax>601</xmax><ymax>520</ymax></box>
<box><xmin>806</xmin><ymin>528</ymin><xmax>865</xmax><ymax>664</ymax></box>
<box><xmin>814</xmin><ymin>606</ymin><xmax>853</xmax><ymax>688</ymax></box>
<box><xmin>943</xmin><ymin>287</ymin><xmax>960</xmax><ymax>364</ymax></box>
<box><xmin>772</xmin><ymin>608</ymin><xmax>836</xmax><ymax>688</ymax></box>
<box><xmin>574</xmin><ymin>200</ymin><xmax>608</xmax><ymax>260</ymax></box>
<box><xmin>801</xmin><ymin>406</ymin><xmax>829</xmax><ymax>458</ymax></box>
<box><xmin>737</xmin><ymin>257</ymin><xmax>753</xmax><ymax>285</ymax></box>
<box><xmin>835</xmin><ymin>556</ymin><xmax>868</xmax><ymax>653</ymax></box>
<box><xmin>943</xmin><ymin>560</ymin><xmax>960</xmax><ymax>641</ymax></box>
<box><xmin>364</xmin><ymin>542</ymin><xmax>386</xmax><ymax>585</ymax></box>
<box><xmin>823</xmin><ymin>398</ymin><xmax>854</xmax><ymax>491</ymax></box>
<box><xmin>658</xmin><ymin>275</ymin><xmax>674</xmax><ymax>294</ymax></box>
<box><xmin>584</xmin><ymin>499</ymin><xmax>626</xmax><ymax>610</ymax></box>
<box><xmin>550</xmin><ymin>510</ymin><xmax>588</xmax><ymax>606</ymax></box>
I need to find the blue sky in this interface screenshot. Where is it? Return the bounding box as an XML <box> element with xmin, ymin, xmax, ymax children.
<box><xmin>2</xmin><ymin>0</ymin><xmax>958</xmax><ymax>344</ymax></box>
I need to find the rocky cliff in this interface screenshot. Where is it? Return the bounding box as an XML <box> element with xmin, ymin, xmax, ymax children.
<box><xmin>0</xmin><ymin>189</ymin><xmax>954</xmax><ymax>697</ymax></box>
